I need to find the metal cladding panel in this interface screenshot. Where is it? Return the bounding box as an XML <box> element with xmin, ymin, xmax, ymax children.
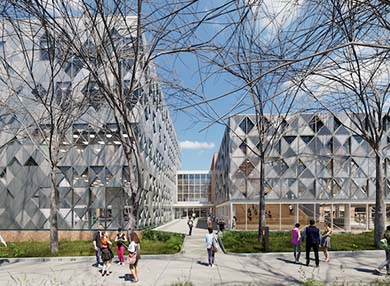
<box><xmin>0</xmin><ymin>17</ymin><xmax>180</xmax><ymax>230</ymax></box>
<box><xmin>215</xmin><ymin>113</ymin><xmax>382</xmax><ymax>204</ymax></box>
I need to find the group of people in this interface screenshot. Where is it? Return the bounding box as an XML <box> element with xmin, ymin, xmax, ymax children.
<box><xmin>93</xmin><ymin>225</ymin><xmax>140</xmax><ymax>282</ymax></box>
<box><xmin>291</xmin><ymin>219</ymin><xmax>332</xmax><ymax>267</ymax></box>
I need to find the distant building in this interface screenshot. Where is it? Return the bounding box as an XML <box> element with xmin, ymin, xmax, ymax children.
<box><xmin>214</xmin><ymin>113</ymin><xmax>390</xmax><ymax>231</ymax></box>
<box><xmin>174</xmin><ymin>170</ymin><xmax>213</xmax><ymax>218</ymax></box>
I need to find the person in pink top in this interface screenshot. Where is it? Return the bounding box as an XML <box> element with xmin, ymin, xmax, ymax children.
<box><xmin>291</xmin><ymin>223</ymin><xmax>301</xmax><ymax>263</ymax></box>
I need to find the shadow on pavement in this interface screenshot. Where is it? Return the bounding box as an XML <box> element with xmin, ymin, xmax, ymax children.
<box><xmin>119</xmin><ymin>273</ymin><xmax>133</xmax><ymax>281</ymax></box>
<box><xmin>197</xmin><ymin>260</ymin><xmax>209</xmax><ymax>267</ymax></box>
<box><xmin>355</xmin><ymin>267</ymin><xmax>377</xmax><ymax>274</ymax></box>
<box><xmin>0</xmin><ymin>259</ymin><xmax>9</xmax><ymax>265</ymax></box>
<box><xmin>276</xmin><ymin>257</ymin><xmax>301</xmax><ymax>265</ymax></box>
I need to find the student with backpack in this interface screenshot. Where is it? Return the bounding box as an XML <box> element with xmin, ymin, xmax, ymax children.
<box><xmin>205</xmin><ymin>227</ymin><xmax>218</xmax><ymax>267</ymax></box>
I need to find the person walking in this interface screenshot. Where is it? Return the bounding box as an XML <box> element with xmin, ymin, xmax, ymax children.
<box><xmin>128</xmin><ymin>232</ymin><xmax>140</xmax><ymax>283</ymax></box>
<box><xmin>375</xmin><ymin>225</ymin><xmax>390</xmax><ymax>275</ymax></box>
<box><xmin>302</xmin><ymin>219</ymin><xmax>321</xmax><ymax>267</ymax></box>
<box><xmin>205</xmin><ymin>227</ymin><xmax>218</xmax><ymax>267</ymax></box>
<box><xmin>115</xmin><ymin>227</ymin><xmax>127</xmax><ymax>266</ymax></box>
<box><xmin>207</xmin><ymin>214</ymin><xmax>213</xmax><ymax>229</ymax></box>
<box><xmin>92</xmin><ymin>225</ymin><xmax>104</xmax><ymax>267</ymax></box>
<box><xmin>187</xmin><ymin>216</ymin><xmax>194</xmax><ymax>236</ymax></box>
<box><xmin>291</xmin><ymin>223</ymin><xmax>301</xmax><ymax>263</ymax></box>
<box><xmin>100</xmin><ymin>231</ymin><xmax>114</xmax><ymax>276</ymax></box>
<box><xmin>321</xmin><ymin>222</ymin><xmax>332</xmax><ymax>263</ymax></box>
<box><xmin>232</xmin><ymin>216</ymin><xmax>237</xmax><ymax>230</ymax></box>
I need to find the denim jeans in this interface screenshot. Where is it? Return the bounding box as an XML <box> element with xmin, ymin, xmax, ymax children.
<box><xmin>378</xmin><ymin>250</ymin><xmax>390</xmax><ymax>272</ymax></box>
<box><xmin>95</xmin><ymin>248</ymin><xmax>102</xmax><ymax>265</ymax></box>
<box><xmin>207</xmin><ymin>248</ymin><xmax>215</xmax><ymax>266</ymax></box>
<box><xmin>293</xmin><ymin>244</ymin><xmax>301</xmax><ymax>262</ymax></box>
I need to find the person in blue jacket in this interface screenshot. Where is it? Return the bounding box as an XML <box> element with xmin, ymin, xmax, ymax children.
<box><xmin>301</xmin><ymin>219</ymin><xmax>321</xmax><ymax>267</ymax></box>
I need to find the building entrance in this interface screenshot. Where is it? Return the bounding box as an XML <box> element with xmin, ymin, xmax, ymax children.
<box><xmin>174</xmin><ymin>207</ymin><xmax>210</xmax><ymax>219</ymax></box>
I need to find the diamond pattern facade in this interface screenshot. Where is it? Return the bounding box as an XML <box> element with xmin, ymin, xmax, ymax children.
<box><xmin>0</xmin><ymin>18</ymin><xmax>180</xmax><ymax>230</ymax></box>
<box><xmin>215</xmin><ymin>113</ymin><xmax>388</xmax><ymax>203</ymax></box>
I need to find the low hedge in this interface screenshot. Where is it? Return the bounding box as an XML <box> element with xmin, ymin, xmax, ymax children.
<box><xmin>0</xmin><ymin>230</ymin><xmax>184</xmax><ymax>258</ymax></box>
<box><xmin>221</xmin><ymin>230</ymin><xmax>376</xmax><ymax>253</ymax></box>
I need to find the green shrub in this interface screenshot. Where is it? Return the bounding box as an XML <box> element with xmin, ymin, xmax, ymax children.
<box><xmin>221</xmin><ymin>230</ymin><xmax>376</xmax><ymax>253</ymax></box>
<box><xmin>0</xmin><ymin>230</ymin><xmax>184</xmax><ymax>258</ymax></box>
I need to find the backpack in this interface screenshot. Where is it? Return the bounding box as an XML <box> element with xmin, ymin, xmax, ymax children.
<box><xmin>211</xmin><ymin>236</ymin><xmax>218</xmax><ymax>253</ymax></box>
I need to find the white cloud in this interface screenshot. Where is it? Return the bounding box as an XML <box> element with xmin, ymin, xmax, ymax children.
<box><xmin>180</xmin><ymin>140</ymin><xmax>215</xmax><ymax>150</ymax></box>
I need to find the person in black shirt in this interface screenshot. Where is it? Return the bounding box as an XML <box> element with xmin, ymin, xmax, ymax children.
<box><xmin>92</xmin><ymin>225</ymin><xmax>104</xmax><ymax>267</ymax></box>
<box><xmin>187</xmin><ymin>217</ymin><xmax>194</xmax><ymax>236</ymax></box>
<box><xmin>115</xmin><ymin>227</ymin><xmax>127</xmax><ymax>266</ymax></box>
<box><xmin>301</xmin><ymin>219</ymin><xmax>321</xmax><ymax>267</ymax></box>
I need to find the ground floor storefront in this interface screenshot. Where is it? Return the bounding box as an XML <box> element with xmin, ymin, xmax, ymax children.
<box><xmin>173</xmin><ymin>204</ymin><xmax>214</xmax><ymax>219</ymax></box>
<box><xmin>216</xmin><ymin>201</ymin><xmax>390</xmax><ymax>231</ymax></box>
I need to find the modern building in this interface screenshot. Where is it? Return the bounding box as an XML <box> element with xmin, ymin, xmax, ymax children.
<box><xmin>174</xmin><ymin>170</ymin><xmax>213</xmax><ymax>218</ymax></box>
<box><xmin>0</xmin><ymin>16</ymin><xmax>180</xmax><ymax>233</ymax></box>
<box><xmin>214</xmin><ymin>113</ymin><xmax>390</xmax><ymax>231</ymax></box>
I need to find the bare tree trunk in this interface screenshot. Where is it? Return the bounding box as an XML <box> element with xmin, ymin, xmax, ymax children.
<box><xmin>258</xmin><ymin>153</ymin><xmax>266</xmax><ymax>242</ymax></box>
<box><xmin>375</xmin><ymin>151</ymin><xmax>386</xmax><ymax>248</ymax></box>
<box><xmin>50</xmin><ymin>169</ymin><xmax>59</xmax><ymax>254</ymax></box>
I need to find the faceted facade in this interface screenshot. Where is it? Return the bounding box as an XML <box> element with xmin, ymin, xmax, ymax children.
<box><xmin>215</xmin><ymin>113</ymin><xmax>390</xmax><ymax>231</ymax></box>
<box><xmin>0</xmin><ymin>18</ymin><xmax>180</xmax><ymax>231</ymax></box>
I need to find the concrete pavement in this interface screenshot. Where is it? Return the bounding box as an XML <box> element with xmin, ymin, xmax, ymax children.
<box><xmin>0</xmin><ymin>219</ymin><xmax>389</xmax><ymax>285</ymax></box>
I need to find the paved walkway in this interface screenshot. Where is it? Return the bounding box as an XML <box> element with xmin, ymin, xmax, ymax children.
<box><xmin>0</xmin><ymin>220</ymin><xmax>389</xmax><ymax>285</ymax></box>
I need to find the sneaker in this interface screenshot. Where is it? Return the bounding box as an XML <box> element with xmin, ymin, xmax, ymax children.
<box><xmin>97</xmin><ymin>264</ymin><xmax>103</xmax><ymax>268</ymax></box>
<box><xmin>211</xmin><ymin>264</ymin><xmax>215</xmax><ymax>268</ymax></box>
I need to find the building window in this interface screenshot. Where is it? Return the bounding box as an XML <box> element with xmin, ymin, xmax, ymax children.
<box><xmin>239</xmin><ymin>117</ymin><xmax>254</xmax><ymax>134</ymax></box>
<box><xmin>239</xmin><ymin>139</ymin><xmax>247</xmax><ymax>154</ymax></box>
<box><xmin>40</xmin><ymin>34</ymin><xmax>54</xmax><ymax>60</ymax></box>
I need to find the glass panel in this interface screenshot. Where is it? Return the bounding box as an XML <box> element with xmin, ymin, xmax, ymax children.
<box><xmin>266</xmin><ymin>204</ymin><xmax>280</xmax><ymax>230</ymax></box>
<box><xmin>319</xmin><ymin>204</ymin><xmax>332</xmax><ymax>224</ymax></box>
<box><xmin>281</xmin><ymin>204</ymin><xmax>296</xmax><ymax>230</ymax></box>
<box><xmin>351</xmin><ymin>204</ymin><xmax>367</xmax><ymax>231</ymax></box>
<box><xmin>245</xmin><ymin>204</ymin><xmax>258</xmax><ymax>230</ymax></box>
<box><xmin>298</xmin><ymin>204</ymin><xmax>315</xmax><ymax>226</ymax></box>
<box><xmin>332</xmin><ymin>204</ymin><xmax>347</xmax><ymax>231</ymax></box>
<box><xmin>234</xmin><ymin>204</ymin><xmax>246</xmax><ymax>230</ymax></box>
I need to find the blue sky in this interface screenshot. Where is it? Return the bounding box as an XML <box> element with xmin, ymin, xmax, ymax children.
<box><xmin>168</xmin><ymin>53</ymin><xmax>228</xmax><ymax>171</ymax></box>
<box><xmin>163</xmin><ymin>0</ymin><xmax>309</xmax><ymax>171</ymax></box>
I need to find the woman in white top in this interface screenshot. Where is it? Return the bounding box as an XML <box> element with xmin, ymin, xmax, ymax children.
<box><xmin>205</xmin><ymin>228</ymin><xmax>217</xmax><ymax>267</ymax></box>
<box><xmin>128</xmin><ymin>232</ymin><xmax>140</xmax><ymax>282</ymax></box>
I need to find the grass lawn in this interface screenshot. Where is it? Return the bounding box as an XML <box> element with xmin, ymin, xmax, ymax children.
<box><xmin>0</xmin><ymin>230</ymin><xmax>184</xmax><ymax>258</ymax></box>
<box><xmin>221</xmin><ymin>230</ymin><xmax>376</xmax><ymax>253</ymax></box>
